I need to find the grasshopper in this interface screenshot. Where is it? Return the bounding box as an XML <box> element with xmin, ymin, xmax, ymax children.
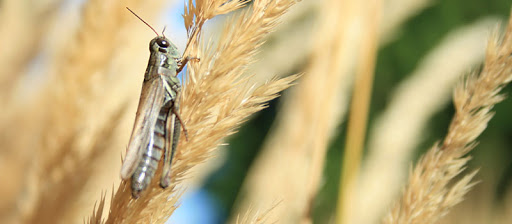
<box><xmin>121</xmin><ymin>8</ymin><xmax>190</xmax><ymax>198</ymax></box>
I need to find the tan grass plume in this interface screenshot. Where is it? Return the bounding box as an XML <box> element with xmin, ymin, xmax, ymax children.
<box><xmin>355</xmin><ymin>18</ymin><xmax>495</xmax><ymax>224</ymax></box>
<box><xmin>0</xmin><ymin>0</ymin><xmax>57</xmax><ymax>104</ymax></box>
<box><xmin>233</xmin><ymin>0</ymin><xmax>444</xmax><ymax>223</ymax></box>
<box><xmin>383</xmin><ymin>10</ymin><xmax>512</xmax><ymax>224</ymax></box>
<box><xmin>233</xmin><ymin>202</ymin><xmax>282</xmax><ymax>224</ymax></box>
<box><xmin>0</xmin><ymin>0</ymin><xmax>169</xmax><ymax>223</ymax></box>
<box><xmin>91</xmin><ymin>0</ymin><xmax>299</xmax><ymax>223</ymax></box>
<box><xmin>233</xmin><ymin>0</ymin><xmax>364</xmax><ymax>223</ymax></box>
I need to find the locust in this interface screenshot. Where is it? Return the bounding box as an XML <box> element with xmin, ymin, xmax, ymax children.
<box><xmin>121</xmin><ymin>7</ymin><xmax>190</xmax><ymax>198</ymax></box>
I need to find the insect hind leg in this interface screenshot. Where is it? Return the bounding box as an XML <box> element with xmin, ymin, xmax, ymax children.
<box><xmin>172</xmin><ymin>105</ymin><xmax>189</xmax><ymax>141</ymax></box>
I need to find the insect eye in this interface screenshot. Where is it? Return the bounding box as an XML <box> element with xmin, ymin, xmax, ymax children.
<box><xmin>157</xmin><ymin>38</ymin><xmax>170</xmax><ymax>48</ymax></box>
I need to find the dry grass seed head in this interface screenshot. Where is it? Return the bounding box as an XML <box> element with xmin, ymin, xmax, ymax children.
<box><xmin>1</xmin><ymin>0</ymin><xmax>168</xmax><ymax>223</ymax></box>
<box><xmin>355</xmin><ymin>18</ymin><xmax>494</xmax><ymax>224</ymax></box>
<box><xmin>383</xmin><ymin>10</ymin><xmax>512</xmax><ymax>224</ymax></box>
<box><xmin>98</xmin><ymin>0</ymin><xmax>298</xmax><ymax>223</ymax></box>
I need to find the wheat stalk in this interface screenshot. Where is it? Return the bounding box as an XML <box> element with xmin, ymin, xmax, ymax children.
<box><xmin>337</xmin><ymin>0</ymin><xmax>382</xmax><ymax>223</ymax></box>
<box><xmin>383</xmin><ymin>10</ymin><xmax>512</xmax><ymax>224</ymax></box>
<box><xmin>89</xmin><ymin>1</ymin><xmax>298</xmax><ymax>223</ymax></box>
<box><xmin>355</xmin><ymin>18</ymin><xmax>495</xmax><ymax>224</ymax></box>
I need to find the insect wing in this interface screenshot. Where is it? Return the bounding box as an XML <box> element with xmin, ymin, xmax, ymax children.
<box><xmin>121</xmin><ymin>78</ymin><xmax>165</xmax><ymax>180</ymax></box>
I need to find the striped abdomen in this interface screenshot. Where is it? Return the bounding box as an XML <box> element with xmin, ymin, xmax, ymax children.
<box><xmin>131</xmin><ymin>100</ymin><xmax>172</xmax><ymax>198</ymax></box>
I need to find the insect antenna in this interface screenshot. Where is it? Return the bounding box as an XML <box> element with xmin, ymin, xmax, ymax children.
<box><xmin>162</xmin><ymin>26</ymin><xmax>167</xmax><ymax>38</ymax></box>
<box><xmin>126</xmin><ymin>7</ymin><xmax>160</xmax><ymax>37</ymax></box>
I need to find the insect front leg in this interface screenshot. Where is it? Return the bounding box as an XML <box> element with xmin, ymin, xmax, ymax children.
<box><xmin>176</xmin><ymin>56</ymin><xmax>200</xmax><ymax>73</ymax></box>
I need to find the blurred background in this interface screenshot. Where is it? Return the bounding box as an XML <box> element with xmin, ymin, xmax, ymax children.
<box><xmin>1</xmin><ymin>0</ymin><xmax>511</xmax><ymax>223</ymax></box>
